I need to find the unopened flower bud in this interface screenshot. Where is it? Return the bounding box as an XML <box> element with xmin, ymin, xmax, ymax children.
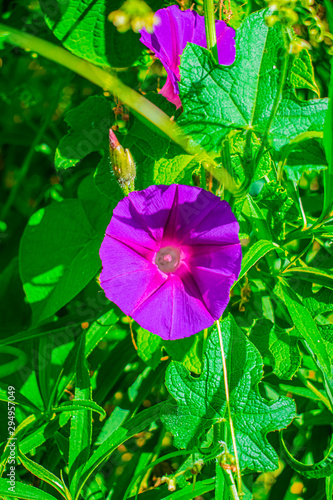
<box><xmin>109</xmin><ymin>130</ymin><xmax>136</xmax><ymax>192</ymax></box>
<box><xmin>284</xmin><ymin>8</ymin><xmax>298</xmax><ymax>24</ymax></box>
<box><xmin>108</xmin><ymin>10</ymin><xmax>130</xmax><ymax>31</ymax></box>
<box><xmin>266</xmin><ymin>14</ymin><xmax>278</xmax><ymax>26</ymax></box>
<box><xmin>161</xmin><ymin>477</ymin><xmax>177</xmax><ymax>492</ymax></box>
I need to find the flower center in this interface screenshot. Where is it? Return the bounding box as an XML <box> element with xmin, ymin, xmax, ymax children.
<box><xmin>155</xmin><ymin>246</ymin><xmax>181</xmax><ymax>273</ymax></box>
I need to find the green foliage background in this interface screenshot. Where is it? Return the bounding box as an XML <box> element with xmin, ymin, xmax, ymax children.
<box><xmin>0</xmin><ymin>0</ymin><xmax>333</xmax><ymax>498</ymax></box>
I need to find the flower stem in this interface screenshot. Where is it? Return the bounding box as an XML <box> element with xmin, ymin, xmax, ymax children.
<box><xmin>203</xmin><ymin>0</ymin><xmax>219</xmax><ymax>63</ymax></box>
<box><xmin>216</xmin><ymin>319</ymin><xmax>242</xmax><ymax>496</ymax></box>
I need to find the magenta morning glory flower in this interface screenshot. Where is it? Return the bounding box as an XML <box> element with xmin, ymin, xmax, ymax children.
<box><xmin>99</xmin><ymin>184</ymin><xmax>241</xmax><ymax>340</ymax></box>
<box><xmin>139</xmin><ymin>5</ymin><xmax>236</xmax><ymax>108</ymax></box>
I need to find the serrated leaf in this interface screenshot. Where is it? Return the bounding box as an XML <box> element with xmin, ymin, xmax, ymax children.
<box><xmin>19</xmin><ymin>199</ymin><xmax>104</xmax><ymax>325</ymax></box>
<box><xmin>161</xmin><ymin>315</ymin><xmax>295</xmax><ymax>471</ymax></box>
<box><xmin>39</xmin><ymin>0</ymin><xmax>142</xmax><ymax>67</ymax></box>
<box><xmin>290</xmin><ymin>49</ymin><xmax>320</xmax><ymax>97</ymax></box>
<box><xmin>249</xmin><ymin>318</ymin><xmax>301</xmax><ymax>379</ymax></box>
<box><xmin>179</xmin><ymin>10</ymin><xmax>328</xmax><ymax>152</ymax></box>
<box><xmin>143</xmin><ymin>154</ymin><xmax>195</xmax><ymax>187</ymax></box>
<box><xmin>55</xmin><ymin>400</ymin><xmax>106</xmax><ymax>418</ymax></box>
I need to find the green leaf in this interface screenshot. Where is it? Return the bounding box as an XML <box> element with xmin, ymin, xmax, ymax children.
<box><xmin>19</xmin><ymin>199</ymin><xmax>103</xmax><ymax>325</ymax></box>
<box><xmin>281</xmin><ymin>433</ymin><xmax>333</xmax><ymax>479</ymax></box>
<box><xmin>75</xmin><ymin>404</ymin><xmax>163</xmax><ymax>500</ymax></box>
<box><xmin>39</xmin><ymin>0</ymin><xmax>142</xmax><ymax>67</ymax></box>
<box><xmin>282</xmin><ymin>138</ymin><xmax>327</xmax><ymax>182</ymax></box>
<box><xmin>54</xmin><ymin>399</ymin><xmax>106</xmax><ymax>419</ymax></box>
<box><xmin>234</xmin><ymin>195</ymin><xmax>272</xmax><ymax>240</ymax></box>
<box><xmin>274</xmin><ymin>280</ymin><xmax>332</xmax><ymax>377</ymax></box>
<box><xmin>0</xmin><ymin>382</ymin><xmax>39</xmax><ymax>412</ymax></box>
<box><xmin>164</xmin><ymin>332</ymin><xmax>205</xmax><ymax>375</ymax></box>
<box><xmin>236</xmin><ymin>239</ymin><xmax>278</xmax><ymax>284</ymax></box>
<box><xmin>283</xmin><ymin>266</ymin><xmax>333</xmax><ymax>291</ymax></box>
<box><xmin>19</xmin><ymin>416</ymin><xmax>70</xmax><ymax>455</ymax></box>
<box><xmin>323</xmin><ymin>46</ymin><xmax>333</xmax><ymax>217</ymax></box>
<box><xmin>136</xmin><ymin>328</ymin><xmax>163</xmax><ymax>370</ymax></box>
<box><xmin>290</xmin><ymin>49</ymin><xmax>320</xmax><ymax>97</ymax></box>
<box><xmin>139</xmin><ymin>478</ymin><xmax>215</xmax><ymax>499</ymax></box>
<box><xmin>17</xmin><ymin>448</ymin><xmax>68</xmax><ymax>499</ymax></box>
<box><xmin>143</xmin><ymin>153</ymin><xmax>195</xmax><ymax>187</ymax></box>
<box><xmin>249</xmin><ymin>318</ymin><xmax>301</xmax><ymax>379</ymax></box>
<box><xmin>161</xmin><ymin>315</ymin><xmax>295</xmax><ymax>471</ymax></box>
<box><xmin>301</xmin><ymin>282</ymin><xmax>333</xmax><ymax>317</ymax></box>
<box><xmin>55</xmin><ymin>95</ymin><xmax>112</xmax><ymax>171</ymax></box>
<box><xmin>69</xmin><ymin>331</ymin><xmax>92</xmax><ymax>497</ymax></box>
<box><xmin>257</xmin><ymin>181</ymin><xmax>299</xmax><ymax>239</ymax></box>
<box><xmin>228</xmin><ymin>131</ymin><xmax>272</xmax><ymax>182</ymax></box>
<box><xmin>179</xmin><ymin>10</ymin><xmax>328</xmax><ymax>152</ymax></box>
<box><xmin>0</xmin><ymin>478</ymin><xmax>58</xmax><ymax>500</ymax></box>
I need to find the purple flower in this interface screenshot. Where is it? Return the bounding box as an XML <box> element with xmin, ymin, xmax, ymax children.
<box><xmin>99</xmin><ymin>184</ymin><xmax>242</xmax><ymax>340</ymax></box>
<box><xmin>139</xmin><ymin>5</ymin><xmax>236</xmax><ymax>108</ymax></box>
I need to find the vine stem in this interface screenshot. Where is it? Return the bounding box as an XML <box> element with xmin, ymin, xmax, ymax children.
<box><xmin>0</xmin><ymin>24</ymin><xmax>190</xmax><ymax>152</ymax></box>
<box><xmin>0</xmin><ymin>23</ymin><xmax>242</xmax><ymax>193</ymax></box>
<box><xmin>204</xmin><ymin>0</ymin><xmax>219</xmax><ymax>63</ymax></box>
<box><xmin>216</xmin><ymin>319</ymin><xmax>242</xmax><ymax>496</ymax></box>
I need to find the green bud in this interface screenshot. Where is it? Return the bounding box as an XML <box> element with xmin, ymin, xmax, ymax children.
<box><xmin>109</xmin><ymin>129</ymin><xmax>136</xmax><ymax>192</ymax></box>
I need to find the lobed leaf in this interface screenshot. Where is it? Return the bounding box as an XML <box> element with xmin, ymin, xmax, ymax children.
<box><xmin>161</xmin><ymin>315</ymin><xmax>295</xmax><ymax>471</ymax></box>
<box><xmin>179</xmin><ymin>10</ymin><xmax>328</xmax><ymax>152</ymax></box>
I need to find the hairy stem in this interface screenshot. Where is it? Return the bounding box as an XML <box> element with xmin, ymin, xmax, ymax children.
<box><xmin>216</xmin><ymin>319</ymin><xmax>242</xmax><ymax>496</ymax></box>
<box><xmin>204</xmin><ymin>0</ymin><xmax>219</xmax><ymax>63</ymax></box>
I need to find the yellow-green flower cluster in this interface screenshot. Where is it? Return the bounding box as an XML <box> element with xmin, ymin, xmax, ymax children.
<box><xmin>108</xmin><ymin>0</ymin><xmax>157</xmax><ymax>33</ymax></box>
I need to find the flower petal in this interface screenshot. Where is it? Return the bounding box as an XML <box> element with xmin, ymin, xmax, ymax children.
<box><xmin>189</xmin><ymin>244</ymin><xmax>242</xmax><ymax>275</ymax></box>
<box><xmin>163</xmin><ymin>184</ymin><xmax>221</xmax><ymax>243</ymax></box>
<box><xmin>106</xmin><ymin>184</ymin><xmax>177</xmax><ymax>251</ymax></box>
<box><xmin>133</xmin><ymin>274</ymin><xmax>214</xmax><ymax>340</ymax></box>
<box><xmin>139</xmin><ymin>6</ymin><xmax>235</xmax><ymax>108</ymax></box>
<box><xmin>190</xmin><ymin>265</ymin><xmax>240</xmax><ymax>319</ymax></box>
<box><xmin>181</xmin><ymin>197</ymin><xmax>240</xmax><ymax>246</ymax></box>
<box><xmin>215</xmin><ymin>18</ymin><xmax>236</xmax><ymax>66</ymax></box>
<box><xmin>99</xmin><ymin>237</ymin><xmax>166</xmax><ymax>314</ymax></box>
